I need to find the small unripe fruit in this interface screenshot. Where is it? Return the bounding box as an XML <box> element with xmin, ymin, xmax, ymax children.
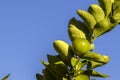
<box><xmin>72</xmin><ymin>38</ymin><xmax>90</xmax><ymax>56</ymax></box>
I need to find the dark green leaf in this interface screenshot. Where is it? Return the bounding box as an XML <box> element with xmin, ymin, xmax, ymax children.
<box><xmin>47</xmin><ymin>55</ymin><xmax>61</xmax><ymax>64</ymax></box>
<box><xmin>50</xmin><ymin>61</ymin><xmax>68</xmax><ymax>78</ymax></box>
<box><xmin>41</xmin><ymin>60</ymin><xmax>66</xmax><ymax>79</ymax></box>
<box><xmin>44</xmin><ymin>63</ymin><xmax>62</xmax><ymax>80</ymax></box>
<box><xmin>36</xmin><ymin>74</ymin><xmax>43</xmax><ymax>80</ymax></box>
<box><xmin>2</xmin><ymin>74</ymin><xmax>10</xmax><ymax>80</ymax></box>
<box><xmin>44</xmin><ymin>68</ymin><xmax>57</xmax><ymax>80</ymax></box>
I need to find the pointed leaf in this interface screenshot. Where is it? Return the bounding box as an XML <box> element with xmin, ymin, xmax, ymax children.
<box><xmin>93</xmin><ymin>18</ymin><xmax>119</xmax><ymax>38</ymax></box>
<box><xmin>2</xmin><ymin>74</ymin><xmax>10</xmax><ymax>80</ymax></box>
<box><xmin>53</xmin><ymin>40</ymin><xmax>74</xmax><ymax>65</ymax></box>
<box><xmin>77</xmin><ymin>10</ymin><xmax>96</xmax><ymax>30</ymax></box>
<box><xmin>87</xmin><ymin>61</ymin><xmax>105</xmax><ymax>69</ymax></box>
<box><xmin>47</xmin><ymin>55</ymin><xmax>61</xmax><ymax>64</ymax></box>
<box><xmin>98</xmin><ymin>0</ymin><xmax>112</xmax><ymax>17</ymax></box>
<box><xmin>82</xmin><ymin>70</ymin><xmax>110</xmax><ymax>78</ymax></box>
<box><xmin>41</xmin><ymin>60</ymin><xmax>49</xmax><ymax>66</ymax></box>
<box><xmin>83</xmin><ymin>52</ymin><xmax>110</xmax><ymax>64</ymax></box>
<box><xmin>68</xmin><ymin>18</ymin><xmax>91</xmax><ymax>41</ymax></box>
<box><xmin>88</xmin><ymin>4</ymin><xmax>105</xmax><ymax>22</ymax></box>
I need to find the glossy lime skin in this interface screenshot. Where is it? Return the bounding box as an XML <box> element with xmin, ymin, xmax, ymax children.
<box><xmin>72</xmin><ymin>38</ymin><xmax>90</xmax><ymax>56</ymax></box>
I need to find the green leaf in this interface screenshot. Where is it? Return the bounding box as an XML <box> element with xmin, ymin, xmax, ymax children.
<box><xmin>50</xmin><ymin>61</ymin><xmax>68</xmax><ymax>78</ymax></box>
<box><xmin>93</xmin><ymin>18</ymin><xmax>118</xmax><ymax>39</ymax></box>
<box><xmin>111</xmin><ymin>0</ymin><xmax>120</xmax><ymax>24</ymax></box>
<box><xmin>93</xmin><ymin>18</ymin><xmax>110</xmax><ymax>38</ymax></box>
<box><xmin>36</xmin><ymin>74</ymin><xmax>43</xmax><ymax>80</ymax></box>
<box><xmin>43</xmin><ymin>62</ymin><xmax>62</xmax><ymax>80</ymax></box>
<box><xmin>87</xmin><ymin>61</ymin><xmax>105</xmax><ymax>69</ymax></box>
<box><xmin>113</xmin><ymin>4</ymin><xmax>120</xmax><ymax>22</ymax></box>
<box><xmin>53</xmin><ymin>40</ymin><xmax>74</xmax><ymax>65</ymax></box>
<box><xmin>83</xmin><ymin>52</ymin><xmax>110</xmax><ymax>64</ymax></box>
<box><xmin>74</xmin><ymin>74</ymin><xmax>90</xmax><ymax>80</ymax></box>
<box><xmin>41</xmin><ymin>60</ymin><xmax>49</xmax><ymax>66</ymax></box>
<box><xmin>44</xmin><ymin>68</ymin><xmax>57</xmax><ymax>80</ymax></box>
<box><xmin>113</xmin><ymin>5</ymin><xmax>120</xmax><ymax>16</ymax></box>
<box><xmin>88</xmin><ymin>4</ymin><xmax>105</xmax><ymax>23</ymax></box>
<box><xmin>98</xmin><ymin>0</ymin><xmax>112</xmax><ymax>17</ymax></box>
<box><xmin>82</xmin><ymin>70</ymin><xmax>110</xmax><ymax>78</ymax></box>
<box><xmin>71</xmin><ymin>57</ymin><xmax>83</xmax><ymax>71</ymax></box>
<box><xmin>41</xmin><ymin>60</ymin><xmax>68</xmax><ymax>79</ymax></box>
<box><xmin>113</xmin><ymin>0</ymin><xmax>120</xmax><ymax>11</ymax></box>
<box><xmin>47</xmin><ymin>55</ymin><xmax>61</xmax><ymax>64</ymax></box>
<box><xmin>71</xmin><ymin>57</ymin><xmax>87</xmax><ymax>75</ymax></box>
<box><xmin>2</xmin><ymin>74</ymin><xmax>10</xmax><ymax>80</ymax></box>
<box><xmin>68</xmin><ymin>18</ymin><xmax>92</xmax><ymax>41</ymax></box>
<box><xmin>77</xmin><ymin>10</ymin><xmax>96</xmax><ymax>30</ymax></box>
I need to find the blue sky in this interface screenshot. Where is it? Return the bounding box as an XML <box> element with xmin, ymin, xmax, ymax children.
<box><xmin>0</xmin><ymin>0</ymin><xmax>120</xmax><ymax>80</ymax></box>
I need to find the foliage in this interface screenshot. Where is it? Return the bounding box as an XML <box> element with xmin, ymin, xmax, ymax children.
<box><xmin>36</xmin><ymin>0</ymin><xmax>120</xmax><ymax>80</ymax></box>
<box><xmin>1</xmin><ymin>74</ymin><xmax>10</xmax><ymax>80</ymax></box>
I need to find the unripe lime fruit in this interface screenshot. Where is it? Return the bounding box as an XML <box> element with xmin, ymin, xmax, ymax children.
<box><xmin>72</xmin><ymin>38</ymin><xmax>90</xmax><ymax>56</ymax></box>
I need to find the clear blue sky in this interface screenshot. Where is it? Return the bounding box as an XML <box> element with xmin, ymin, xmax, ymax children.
<box><xmin>0</xmin><ymin>0</ymin><xmax>120</xmax><ymax>80</ymax></box>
